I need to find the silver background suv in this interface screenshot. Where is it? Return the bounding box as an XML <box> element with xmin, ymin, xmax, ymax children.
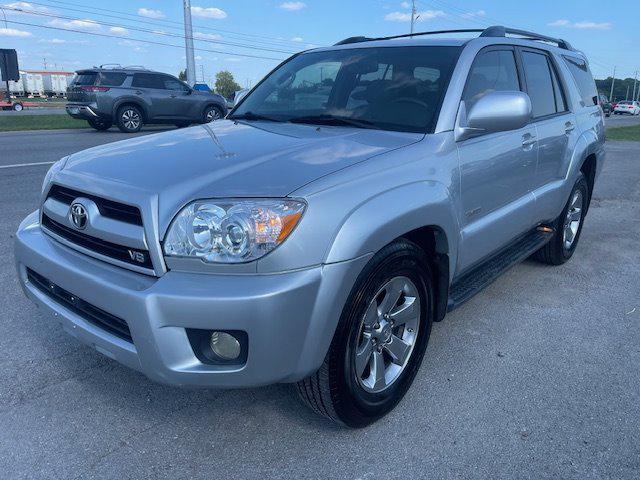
<box><xmin>66</xmin><ymin>67</ymin><xmax>228</xmax><ymax>132</ymax></box>
<box><xmin>16</xmin><ymin>27</ymin><xmax>605</xmax><ymax>427</ymax></box>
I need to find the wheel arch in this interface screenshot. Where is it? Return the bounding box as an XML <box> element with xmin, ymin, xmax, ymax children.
<box><xmin>202</xmin><ymin>102</ymin><xmax>227</xmax><ymax>119</ymax></box>
<box><xmin>113</xmin><ymin>99</ymin><xmax>148</xmax><ymax>122</ymax></box>
<box><xmin>324</xmin><ymin>182</ymin><xmax>458</xmax><ymax>322</ymax></box>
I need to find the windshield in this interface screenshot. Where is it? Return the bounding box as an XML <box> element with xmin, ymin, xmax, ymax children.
<box><xmin>231</xmin><ymin>46</ymin><xmax>461</xmax><ymax>133</ymax></box>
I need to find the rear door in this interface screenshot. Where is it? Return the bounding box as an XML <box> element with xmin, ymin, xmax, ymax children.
<box><xmin>456</xmin><ymin>46</ymin><xmax>538</xmax><ymax>271</ymax></box>
<box><xmin>517</xmin><ymin>48</ymin><xmax>576</xmax><ymax>222</ymax></box>
<box><xmin>131</xmin><ymin>73</ymin><xmax>166</xmax><ymax>119</ymax></box>
<box><xmin>67</xmin><ymin>71</ymin><xmax>97</xmax><ymax>102</ymax></box>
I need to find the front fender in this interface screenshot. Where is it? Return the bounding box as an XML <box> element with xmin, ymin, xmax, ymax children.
<box><xmin>325</xmin><ymin>181</ymin><xmax>459</xmax><ymax>276</ymax></box>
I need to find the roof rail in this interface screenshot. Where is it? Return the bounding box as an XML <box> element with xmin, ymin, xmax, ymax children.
<box><xmin>480</xmin><ymin>26</ymin><xmax>573</xmax><ymax>50</ymax></box>
<box><xmin>123</xmin><ymin>65</ymin><xmax>148</xmax><ymax>70</ymax></box>
<box><xmin>333</xmin><ymin>26</ymin><xmax>574</xmax><ymax>50</ymax></box>
<box><xmin>98</xmin><ymin>63</ymin><xmax>123</xmax><ymax>69</ymax></box>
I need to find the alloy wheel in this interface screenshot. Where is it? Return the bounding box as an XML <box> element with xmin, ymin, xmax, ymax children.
<box><xmin>122</xmin><ymin>109</ymin><xmax>140</xmax><ymax>130</ymax></box>
<box><xmin>354</xmin><ymin>276</ymin><xmax>421</xmax><ymax>393</ymax></box>
<box><xmin>563</xmin><ymin>189</ymin><xmax>583</xmax><ymax>250</ymax></box>
<box><xmin>205</xmin><ymin>107</ymin><xmax>220</xmax><ymax>122</ymax></box>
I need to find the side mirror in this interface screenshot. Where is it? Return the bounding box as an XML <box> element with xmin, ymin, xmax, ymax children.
<box><xmin>455</xmin><ymin>91</ymin><xmax>532</xmax><ymax>141</ymax></box>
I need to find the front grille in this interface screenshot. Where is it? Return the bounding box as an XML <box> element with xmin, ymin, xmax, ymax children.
<box><xmin>47</xmin><ymin>184</ymin><xmax>143</xmax><ymax>226</ymax></box>
<box><xmin>27</xmin><ymin>268</ymin><xmax>133</xmax><ymax>343</ymax></box>
<box><xmin>42</xmin><ymin>214</ymin><xmax>153</xmax><ymax>269</ymax></box>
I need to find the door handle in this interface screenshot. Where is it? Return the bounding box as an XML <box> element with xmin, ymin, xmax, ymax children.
<box><xmin>170</xmin><ymin>94</ymin><xmax>177</xmax><ymax>98</ymax></box>
<box><xmin>522</xmin><ymin>135</ymin><xmax>536</xmax><ymax>148</ymax></box>
<box><xmin>134</xmin><ymin>90</ymin><xmax>143</xmax><ymax>95</ymax></box>
<box><xmin>564</xmin><ymin>122</ymin><xmax>575</xmax><ymax>134</ymax></box>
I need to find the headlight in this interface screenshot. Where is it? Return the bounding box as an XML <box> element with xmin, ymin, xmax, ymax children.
<box><xmin>42</xmin><ymin>157</ymin><xmax>67</xmax><ymax>193</ymax></box>
<box><xmin>163</xmin><ymin>199</ymin><xmax>306</xmax><ymax>263</ymax></box>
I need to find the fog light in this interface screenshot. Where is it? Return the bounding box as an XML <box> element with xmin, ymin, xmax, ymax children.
<box><xmin>210</xmin><ymin>331</ymin><xmax>241</xmax><ymax>360</ymax></box>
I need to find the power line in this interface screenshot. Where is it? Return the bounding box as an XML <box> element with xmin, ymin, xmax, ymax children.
<box><xmin>2</xmin><ymin>5</ymin><xmax>298</xmax><ymax>54</ymax></box>
<box><xmin>4</xmin><ymin>18</ymin><xmax>286</xmax><ymax>61</ymax></box>
<box><xmin>33</xmin><ymin>0</ymin><xmax>317</xmax><ymax>48</ymax></box>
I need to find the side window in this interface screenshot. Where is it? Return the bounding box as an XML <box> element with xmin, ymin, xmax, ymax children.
<box><xmin>131</xmin><ymin>73</ymin><xmax>164</xmax><ymax>89</ymax></box>
<box><xmin>463</xmin><ymin>49</ymin><xmax>520</xmax><ymax>108</ymax></box>
<box><xmin>562</xmin><ymin>55</ymin><xmax>598</xmax><ymax>106</ymax></box>
<box><xmin>549</xmin><ymin>59</ymin><xmax>567</xmax><ymax>113</ymax></box>
<box><xmin>163</xmin><ymin>77</ymin><xmax>189</xmax><ymax>92</ymax></box>
<box><xmin>98</xmin><ymin>72</ymin><xmax>127</xmax><ymax>87</ymax></box>
<box><xmin>521</xmin><ymin>51</ymin><xmax>556</xmax><ymax>118</ymax></box>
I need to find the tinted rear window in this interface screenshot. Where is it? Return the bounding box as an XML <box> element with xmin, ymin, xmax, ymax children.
<box><xmin>72</xmin><ymin>73</ymin><xmax>97</xmax><ymax>86</ymax></box>
<box><xmin>98</xmin><ymin>72</ymin><xmax>127</xmax><ymax>86</ymax></box>
<box><xmin>522</xmin><ymin>51</ymin><xmax>558</xmax><ymax>118</ymax></box>
<box><xmin>562</xmin><ymin>55</ymin><xmax>598</xmax><ymax>107</ymax></box>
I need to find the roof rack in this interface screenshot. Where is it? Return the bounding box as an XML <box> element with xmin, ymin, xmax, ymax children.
<box><xmin>334</xmin><ymin>25</ymin><xmax>574</xmax><ymax>51</ymax></box>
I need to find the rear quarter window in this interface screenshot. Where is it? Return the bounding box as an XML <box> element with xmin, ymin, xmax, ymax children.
<box><xmin>72</xmin><ymin>73</ymin><xmax>97</xmax><ymax>85</ymax></box>
<box><xmin>562</xmin><ymin>55</ymin><xmax>598</xmax><ymax>107</ymax></box>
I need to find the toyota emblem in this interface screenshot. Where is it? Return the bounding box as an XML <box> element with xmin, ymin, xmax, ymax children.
<box><xmin>69</xmin><ymin>202</ymin><xmax>88</xmax><ymax>230</ymax></box>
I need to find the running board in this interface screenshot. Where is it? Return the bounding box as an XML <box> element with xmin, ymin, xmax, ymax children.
<box><xmin>447</xmin><ymin>227</ymin><xmax>554</xmax><ymax>312</ymax></box>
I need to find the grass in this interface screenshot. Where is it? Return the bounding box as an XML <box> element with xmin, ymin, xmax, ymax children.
<box><xmin>0</xmin><ymin>114</ymin><xmax>87</xmax><ymax>132</ymax></box>
<box><xmin>607</xmin><ymin>124</ymin><xmax>640</xmax><ymax>141</ymax></box>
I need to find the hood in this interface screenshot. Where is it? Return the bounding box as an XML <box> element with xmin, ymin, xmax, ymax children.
<box><xmin>61</xmin><ymin>120</ymin><xmax>422</xmax><ymax>219</ymax></box>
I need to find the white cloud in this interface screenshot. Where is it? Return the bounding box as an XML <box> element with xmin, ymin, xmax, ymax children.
<box><xmin>191</xmin><ymin>6</ymin><xmax>227</xmax><ymax>19</ymax></box>
<box><xmin>38</xmin><ymin>37</ymin><xmax>89</xmax><ymax>45</ymax></box>
<box><xmin>109</xmin><ymin>26</ymin><xmax>129</xmax><ymax>35</ymax></box>
<box><xmin>279</xmin><ymin>2</ymin><xmax>306</xmax><ymax>11</ymax></box>
<box><xmin>461</xmin><ymin>10</ymin><xmax>486</xmax><ymax>18</ymax></box>
<box><xmin>137</xmin><ymin>8</ymin><xmax>165</xmax><ymax>19</ymax></box>
<box><xmin>48</xmin><ymin>18</ymin><xmax>101</xmax><ymax>31</ymax></box>
<box><xmin>548</xmin><ymin>19</ymin><xmax>611</xmax><ymax>30</ymax></box>
<box><xmin>225</xmin><ymin>57</ymin><xmax>242</xmax><ymax>62</ymax></box>
<box><xmin>194</xmin><ymin>31</ymin><xmax>222</xmax><ymax>40</ymax></box>
<box><xmin>0</xmin><ymin>27</ymin><xmax>32</xmax><ymax>36</ymax></box>
<box><xmin>291</xmin><ymin>36</ymin><xmax>303</xmax><ymax>42</ymax></box>
<box><xmin>400</xmin><ymin>1</ymin><xmax>410</xmax><ymax>8</ymax></box>
<box><xmin>194</xmin><ymin>55</ymin><xmax>203</xmax><ymax>60</ymax></box>
<box><xmin>385</xmin><ymin>9</ymin><xmax>444</xmax><ymax>22</ymax></box>
<box><xmin>2</xmin><ymin>1</ymin><xmax>51</xmax><ymax>14</ymax></box>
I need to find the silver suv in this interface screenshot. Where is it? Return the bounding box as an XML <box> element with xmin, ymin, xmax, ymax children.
<box><xmin>16</xmin><ymin>27</ymin><xmax>605</xmax><ymax>427</ymax></box>
<box><xmin>66</xmin><ymin>66</ymin><xmax>228</xmax><ymax>132</ymax></box>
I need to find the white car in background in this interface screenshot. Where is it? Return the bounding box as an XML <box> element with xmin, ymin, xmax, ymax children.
<box><xmin>613</xmin><ymin>100</ymin><xmax>640</xmax><ymax>115</ymax></box>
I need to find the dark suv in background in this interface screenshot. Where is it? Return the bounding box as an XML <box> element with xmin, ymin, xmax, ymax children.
<box><xmin>66</xmin><ymin>67</ymin><xmax>228</xmax><ymax>132</ymax></box>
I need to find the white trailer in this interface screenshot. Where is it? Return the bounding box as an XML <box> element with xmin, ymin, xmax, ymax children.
<box><xmin>23</xmin><ymin>71</ymin><xmax>45</xmax><ymax>97</ymax></box>
<box><xmin>8</xmin><ymin>77</ymin><xmax>24</xmax><ymax>96</ymax></box>
<box><xmin>43</xmin><ymin>73</ymin><xmax>68</xmax><ymax>97</ymax></box>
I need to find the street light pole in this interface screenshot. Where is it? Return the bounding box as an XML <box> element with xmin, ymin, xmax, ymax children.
<box><xmin>632</xmin><ymin>70</ymin><xmax>638</xmax><ymax>102</ymax></box>
<box><xmin>182</xmin><ymin>0</ymin><xmax>196</xmax><ymax>86</ymax></box>
<box><xmin>608</xmin><ymin>66</ymin><xmax>616</xmax><ymax>102</ymax></box>
<box><xmin>410</xmin><ymin>0</ymin><xmax>417</xmax><ymax>35</ymax></box>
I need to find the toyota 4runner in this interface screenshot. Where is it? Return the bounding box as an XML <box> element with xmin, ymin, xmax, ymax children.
<box><xmin>16</xmin><ymin>26</ymin><xmax>605</xmax><ymax>427</ymax></box>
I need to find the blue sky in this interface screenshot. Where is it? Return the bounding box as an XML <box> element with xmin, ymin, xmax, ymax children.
<box><xmin>0</xmin><ymin>0</ymin><xmax>638</xmax><ymax>86</ymax></box>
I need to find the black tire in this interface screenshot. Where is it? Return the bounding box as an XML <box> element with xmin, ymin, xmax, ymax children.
<box><xmin>296</xmin><ymin>239</ymin><xmax>435</xmax><ymax>427</ymax></box>
<box><xmin>87</xmin><ymin>119</ymin><xmax>112</xmax><ymax>131</ymax></box>
<box><xmin>534</xmin><ymin>173</ymin><xmax>589</xmax><ymax>265</ymax></box>
<box><xmin>116</xmin><ymin>105</ymin><xmax>143</xmax><ymax>133</ymax></box>
<box><xmin>174</xmin><ymin>121</ymin><xmax>191</xmax><ymax>128</ymax></box>
<box><xmin>202</xmin><ymin>104</ymin><xmax>224</xmax><ymax>123</ymax></box>
<box><xmin>12</xmin><ymin>102</ymin><xmax>24</xmax><ymax>111</ymax></box>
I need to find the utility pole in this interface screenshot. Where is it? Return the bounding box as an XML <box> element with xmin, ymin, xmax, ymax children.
<box><xmin>632</xmin><ymin>70</ymin><xmax>638</xmax><ymax>103</ymax></box>
<box><xmin>608</xmin><ymin>66</ymin><xmax>616</xmax><ymax>102</ymax></box>
<box><xmin>200</xmin><ymin>64</ymin><xmax>205</xmax><ymax>83</ymax></box>
<box><xmin>182</xmin><ymin>0</ymin><xmax>196</xmax><ymax>86</ymax></box>
<box><xmin>43</xmin><ymin>57</ymin><xmax>47</xmax><ymax>70</ymax></box>
<box><xmin>410</xmin><ymin>0</ymin><xmax>417</xmax><ymax>35</ymax></box>
<box><xmin>625</xmin><ymin>85</ymin><xmax>629</xmax><ymax>100</ymax></box>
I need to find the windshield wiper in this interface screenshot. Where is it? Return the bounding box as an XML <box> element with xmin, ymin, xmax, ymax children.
<box><xmin>288</xmin><ymin>115</ymin><xmax>380</xmax><ymax>130</ymax></box>
<box><xmin>228</xmin><ymin>111</ymin><xmax>283</xmax><ymax>122</ymax></box>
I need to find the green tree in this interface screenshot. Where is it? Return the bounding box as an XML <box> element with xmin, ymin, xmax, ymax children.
<box><xmin>215</xmin><ymin>70</ymin><xmax>241</xmax><ymax>99</ymax></box>
<box><xmin>178</xmin><ymin>70</ymin><xmax>187</xmax><ymax>82</ymax></box>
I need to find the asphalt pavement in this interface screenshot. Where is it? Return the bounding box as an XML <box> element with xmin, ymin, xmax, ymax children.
<box><xmin>0</xmin><ymin>121</ymin><xmax>639</xmax><ymax>479</ymax></box>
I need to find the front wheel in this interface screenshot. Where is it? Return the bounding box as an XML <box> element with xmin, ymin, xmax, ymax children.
<box><xmin>87</xmin><ymin>119</ymin><xmax>112</xmax><ymax>131</ymax></box>
<box><xmin>12</xmin><ymin>102</ymin><xmax>24</xmax><ymax>111</ymax></box>
<box><xmin>534</xmin><ymin>173</ymin><xmax>589</xmax><ymax>265</ymax></box>
<box><xmin>202</xmin><ymin>105</ymin><xmax>224</xmax><ymax>123</ymax></box>
<box><xmin>116</xmin><ymin>105</ymin><xmax>143</xmax><ymax>133</ymax></box>
<box><xmin>296</xmin><ymin>239</ymin><xmax>434</xmax><ymax>427</ymax></box>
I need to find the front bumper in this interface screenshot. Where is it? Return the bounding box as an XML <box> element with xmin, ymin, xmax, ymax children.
<box><xmin>15</xmin><ymin>211</ymin><xmax>369</xmax><ymax>388</ymax></box>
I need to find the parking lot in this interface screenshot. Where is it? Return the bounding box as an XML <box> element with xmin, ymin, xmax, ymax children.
<box><xmin>1</xmin><ymin>118</ymin><xmax>639</xmax><ymax>479</ymax></box>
